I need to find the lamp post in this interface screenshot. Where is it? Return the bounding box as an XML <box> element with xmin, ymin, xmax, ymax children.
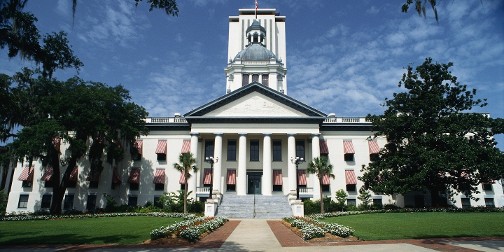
<box><xmin>291</xmin><ymin>156</ymin><xmax>304</xmax><ymax>200</ymax></box>
<box><xmin>205</xmin><ymin>156</ymin><xmax>218</xmax><ymax>199</ymax></box>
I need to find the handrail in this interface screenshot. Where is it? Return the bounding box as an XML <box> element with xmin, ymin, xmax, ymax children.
<box><xmin>253</xmin><ymin>191</ymin><xmax>256</xmax><ymax>218</ymax></box>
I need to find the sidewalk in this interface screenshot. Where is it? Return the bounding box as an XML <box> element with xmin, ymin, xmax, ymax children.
<box><xmin>1</xmin><ymin>219</ymin><xmax>504</xmax><ymax>251</ymax></box>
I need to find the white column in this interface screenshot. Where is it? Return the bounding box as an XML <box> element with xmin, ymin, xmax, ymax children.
<box><xmin>288</xmin><ymin>134</ymin><xmax>296</xmax><ymax>194</ymax></box>
<box><xmin>237</xmin><ymin>133</ymin><xmax>247</xmax><ymax>195</ymax></box>
<box><xmin>311</xmin><ymin>134</ymin><xmax>321</xmax><ymax>200</ymax></box>
<box><xmin>262</xmin><ymin>133</ymin><xmax>272</xmax><ymax>195</ymax></box>
<box><xmin>189</xmin><ymin>133</ymin><xmax>199</xmax><ymax>198</ymax></box>
<box><xmin>213</xmin><ymin>133</ymin><xmax>223</xmax><ymax>194</ymax></box>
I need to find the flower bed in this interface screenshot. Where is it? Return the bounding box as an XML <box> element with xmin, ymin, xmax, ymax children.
<box><xmin>150</xmin><ymin>216</ymin><xmax>228</xmax><ymax>242</ymax></box>
<box><xmin>283</xmin><ymin>217</ymin><xmax>354</xmax><ymax>240</ymax></box>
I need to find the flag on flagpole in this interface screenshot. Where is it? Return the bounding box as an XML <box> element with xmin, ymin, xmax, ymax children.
<box><xmin>255</xmin><ymin>0</ymin><xmax>258</xmax><ymax>19</ymax></box>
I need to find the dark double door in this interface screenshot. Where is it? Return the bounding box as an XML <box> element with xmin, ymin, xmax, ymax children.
<box><xmin>247</xmin><ymin>172</ymin><xmax>262</xmax><ymax>194</ymax></box>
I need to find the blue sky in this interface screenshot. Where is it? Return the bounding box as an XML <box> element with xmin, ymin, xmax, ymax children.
<box><xmin>2</xmin><ymin>0</ymin><xmax>503</xmax><ymax>149</ymax></box>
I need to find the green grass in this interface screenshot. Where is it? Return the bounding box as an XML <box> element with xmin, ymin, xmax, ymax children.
<box><xmin>0</xmin><ymin>216</ymin><xmax>182</xmax><ymax>245</ymax></box>
<box><xmin>324</xmin><ymin>212</ymin><xmax>504</xmax><ymax>240</ymax></box>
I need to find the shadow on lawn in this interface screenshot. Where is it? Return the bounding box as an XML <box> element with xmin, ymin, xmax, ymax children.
<box><xmin>0</xmin><ymin>231</ymin><xmax>139</xmax><ymax>246</ymax></box>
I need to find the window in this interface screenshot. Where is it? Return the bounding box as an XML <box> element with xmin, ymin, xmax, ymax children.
<box><xmin>227</xmin><ymin>184</ymin><xmax>236</xmax><ymax>192</ymax></box>
<box><xmin>373</xmin><ymin>198</ymin><xmax>382</xmax><ymax>207</ymax></box>
<box><xmin>130</xmin><ymin>183</ymin><xmax>139</xmax><ymax>191</ymax></box>
<box><xmin>485</xmin><ymin>198</ymin><xmax>495</xmax><ymax>208</ymax></box>
<box><xmin>272</xmin><ymin>140</ymin><xmax>282</xmax><ymax>161</ymax></box>
<box><xmin>273</xmin><ymin>185</ymin><xmax>282</xmax><ymax>192</ymax></box>
<box><xmin>346</xmin><ymin>184</ymin><xmax>357</xmax><ymax>192</ymax></box>
<box><xmin>131</xmin><ymin>140</ymin><xmax>142</xmax><ymax>161</ymax></box>
<box><xmin>157</xmin><ymin>153</ymin><xmax>166</xmax><ymax>161</ymax></box>
<box><xmin>482</xmin><ymin>183</ymin><xmax>493</xmax><ymax>191</ymax></box>
<box><xmin>461</xmin><ymin>198</ymin><xmax>471</xmax><ymax>209</ymax></box>
<box><xmin>41</xmin><ymin>194</ymin><xmax>52</xmax><ymax>209</ymax></box>
<box><xmin>262</xmin><ymin>74</ymin><xmax>269</xmax><ymax>86</ymax></box>
<box><xmin>321</xmin><ymin>184</ymin><xmax>330</xmax><ymax>192</ymax></box>
<box><xmin>89</xmin><ymin>181</ymin><xmax>99</xmax><ymax>189</ymax></box>
<box><xmin>295</xmin><ymin>140</ymin><xmax>305</xmax><ymax>160</ymax></box>
<box><xmin>128</xmin><ymin>196</ymin><xmax>138</xmax><ymax>207</ymax></box>
<box><xmin>63</xmin><ymin>194</ymin><xmax>74</xmax><ymax>210</ymax></box>
<box><xmin>155</xmin><ymin>183</ymin><xmax>164</xmax><ymax>191</ymax></box>
<box><xmin>205</xmin><ymin>140</ymin><xmax>214</xmax><ymax>159</ymax></box>
<box><xmin>227</xmin><ymin>140</ymin><xmax>237</xmax><ymax>161</ymax></box>
<box><xmin>22</xmin><ymin>180</ymin><xmax>32</xmax><ymax>188</ymax></box>
<box><xmin>370</xmin><ymin>153</ymin><xmax>379</xmax><ymax>162</ymax></box>
<box><xmin>155</xmin><ymin>140</ymin><xmax>167</xmax><ymax>161</ymax></box>
<box><xmin>344</xmin><ymin>153</ymin><xmax>354</xmax><ymax>162</ymax></box>
<box><xmin>18</xmin><ymin>195</ymin><xmax>29</xmax><ymax>208</ymax></box>
<box><xmin>87</xmin><ymin>194</ymin><xmax>97</xmax><ymax>211</ymax></box>
<box><xmin>252</xmin><ymin>74</ymin><xmax>259</xmax><ymax>82</ymax></box>
<box><xmin>250</xmin><ymin>140</ymin><xmax>259</xmax><ymax>161</ymax></box>
<box><xmin>347</xmin><ymin>199</ymin><xmax>356</xmax><ymax>206</ymax></box>
<box><xmin>45</xmin><ymin>179</ymin><xmax>54</xmax><ymax>188</ymax></box>
<box><xmin>242</xmin><ymin>74</ymin><xmax>249</xmax><ymax>86</ymax></box>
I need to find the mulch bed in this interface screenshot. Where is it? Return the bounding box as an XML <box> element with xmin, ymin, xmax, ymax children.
<box><xmin>267</xmin><ymin>220</ymin><xmax>359</xmax><ymax>247</ymax></box>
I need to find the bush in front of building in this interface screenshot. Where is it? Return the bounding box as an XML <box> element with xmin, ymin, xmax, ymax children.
<box><xmin>304</xmin><ymin>198</ymin><xmax>342</xmax><ymax>214</ymax></box>
<box><xmin>0</xmin><ymin>190</ymin><xmax>7</xmax><ymax>216</ymax></box>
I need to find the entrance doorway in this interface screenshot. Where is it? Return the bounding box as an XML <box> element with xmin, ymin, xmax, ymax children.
<box><xmin>247</xmin><ymin>172</ymin><xmax>262</xmax><ymax>194</ymax></box>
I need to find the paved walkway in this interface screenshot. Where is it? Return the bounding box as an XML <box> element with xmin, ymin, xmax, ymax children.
<box><xmin>1</xmin><ymin>219</ymin><xmax>504</xmax><ymax>251</ymax></box>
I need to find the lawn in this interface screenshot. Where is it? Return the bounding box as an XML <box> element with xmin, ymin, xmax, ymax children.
<box><xmin>324</xmin><ymin>212</ymin><xmax>504</xmax><ymax>240</ymax></box>
<box><xmin>0</xmin><ymin>216</ymin><xmax>182</xmax><ymax>245</ymax></box>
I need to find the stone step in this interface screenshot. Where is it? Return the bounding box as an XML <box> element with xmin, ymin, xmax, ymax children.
<box><xmin>216</xmin><ymin>194</ymin><xmax>291</xmax><ymax>219</ymax></box>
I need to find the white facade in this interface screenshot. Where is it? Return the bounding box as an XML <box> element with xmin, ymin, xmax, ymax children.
<box><xmin>4</xmin><ymin>7</ymin><xmax>504</xmax><ymax>214</ymax></box>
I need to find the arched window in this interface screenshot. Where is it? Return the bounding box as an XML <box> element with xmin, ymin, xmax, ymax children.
<box><xmin>242</xmin><ymin>74</ymin><xmax>249</xmax><ymax>86</ymax></box>
<box><xmin>252</xmin><ymin>74</ymin><xmax>259</xmax><ymax>83</ymax></box>
<box><xmin>262</xmin><ymin>74</ymin><xmax>269</xmax><ymax>86</ymax></box>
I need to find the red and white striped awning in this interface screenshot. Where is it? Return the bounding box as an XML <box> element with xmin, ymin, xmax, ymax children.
<box><xmin>18</xmin><ymin>166</ymin><xmax>34</xmax><ymax>181</ymax></box>
<box><xmin>134</xmin><ymin>140</ymin><xmax>143</xmax><ymax>155</ymax></box>
<box><xmin>343</xmin><ymin>140</ymin><xmax>355</xmax><ymax>154</ymax></box>
<box><xmin>227</xmin><ymin>169</ymin><xmax>236</xmax><ymax>185</ymax></box>
<box><xmin>203</xmin><ymin>168</ymin><xmax>212</xmax><ymax>185</ymax></box>
<box><xmin>322</xmin><ymin>174</ymin><xmax>331</xmax><ymax>185</ymax></box>
<box><xmin>179</xmin><ymin>172</ymin><xmax>185</xmax><ymax>185</ymax></box>
<box><xmin>273</xmin><ymin>169</ymin><xmax>283</xmax><ymax>185</ymax></box>
<box><xmin>154</xmin><ymin>168</ymin><xmax>165</xmax><ymax>184</ymax></box>
<box><xmin>320</xmin><ymin>140</ymin><xmax>329</xmax><ymax>155</ymax></box>
<box><xmin>41</xmin><ymin>166</ymin><xmax>53</xmax><ymax>181</ymax></box>
<box><xmin>69</xmin><ymin>166</ymin><xmax>78</xmax><ymax>182</ymax></box>
<box><xmin>181</xmin><ymin>140</ymin><xmax>191</xmax><ymax>153</ymax></box>
<box><xmin>297</xmin><ymin>170</ymin><xmax>307</xmax><ymax>186</ymax></box>
<box><xmin>112</xmin><ymin>167</ymin><xmax>122</xmax><ymax>184</ymax></box>
<box><xmin>368</xmin><ymin>140</ymin><xmax>380</xmax><ymax>154</ymax></box>
<box><xmin>345</xmin><ymin>170</ymin><xmax>357</xmax><ymax>185</ymax></box>
<box><xmin>155</xmin><ymin>140</ymin><xmax>167</xmax><ymax>154</ymax></box>
<box><xmin>129</xmin><ymin>168</ymin><xmax>140</xmax><ymax>184</ymax></box>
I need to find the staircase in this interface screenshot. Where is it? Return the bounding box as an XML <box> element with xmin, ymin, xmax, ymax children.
<box><xmin>216</xmin><ymin>194</ymin><xmax>292</xmax><ymax>219</ymax></box>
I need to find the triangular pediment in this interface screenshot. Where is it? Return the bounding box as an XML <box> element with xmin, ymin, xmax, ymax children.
<box><xmin>184</xmin><ymin>82</ymin><xmax>326</xmax><ymax>121</ymax></box>
<box><xmin>206</xmin><ymin>92</ymin><xmax>306</xmax><ymax>117</ymax></box>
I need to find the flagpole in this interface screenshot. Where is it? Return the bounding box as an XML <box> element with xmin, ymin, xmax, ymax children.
<box><xmin>255</xmin><ymin>0</ymin><xmax>258</xmax><ymax>19</ymax></box>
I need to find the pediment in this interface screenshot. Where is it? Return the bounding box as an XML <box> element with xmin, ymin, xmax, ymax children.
<box><xmin>184</xmin><ymin>82</ymin><xmax>326</xmax><ymax>120</ymax></box>
<box><xmin>205</xmin><ymin>92</ymin><xmax>306</xmax><ymax>117</ymax></box>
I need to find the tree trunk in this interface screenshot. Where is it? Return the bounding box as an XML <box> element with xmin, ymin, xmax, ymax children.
<box><xmin>183</xmin><ymin>176</ymin><xmax>188</xmax><ymax>214</ymax></box>
<box><xmin>50</xmin><ymin>157</ymin><xmax>77</xmax><ymax>215</ymax></box>
<box><xmin>319</xmin><ymin>177</ymin><xmax>324</xmax><ymax>214</ymax></box>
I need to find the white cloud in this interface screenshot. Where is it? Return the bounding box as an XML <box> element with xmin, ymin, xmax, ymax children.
<box><xmin>76</xmin><ymin>0</ymin><xmax>150</xmax><ymax>48</ymax></box>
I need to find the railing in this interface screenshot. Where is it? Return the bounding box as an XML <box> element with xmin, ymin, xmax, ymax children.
<box><xmin>299</xmin><ymin>187</ymin><xmax>314</xmax><ymax>198</ymax></box>
<box><xmin>145</xmin><ymin>117</ymin><xmax>188</xmax><ymax>123</ymax></box>
<box><xmin>323</xmin><ymin>117</ymin><xmax>371</xmax><ymax>123</ymax></box>
<box><xmin>253</xmin><ymin>193</ymin><xmax>256</xmax><ymax>218</ymax></box>
<box><xmin>196</xmin><ymin>187</ymin><xmax>211</xmax><ymax>197</ymax></box>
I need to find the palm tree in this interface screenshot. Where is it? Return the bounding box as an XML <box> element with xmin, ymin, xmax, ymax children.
<box><xmin>307</xmin><ymin>156</ymin><xmax>335</xmax><ymax>214</ymax></box>
<box><xmin>173</xmin><ymin>152</ymin><xmax>198</xmax><ymax>214</ymax></box>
